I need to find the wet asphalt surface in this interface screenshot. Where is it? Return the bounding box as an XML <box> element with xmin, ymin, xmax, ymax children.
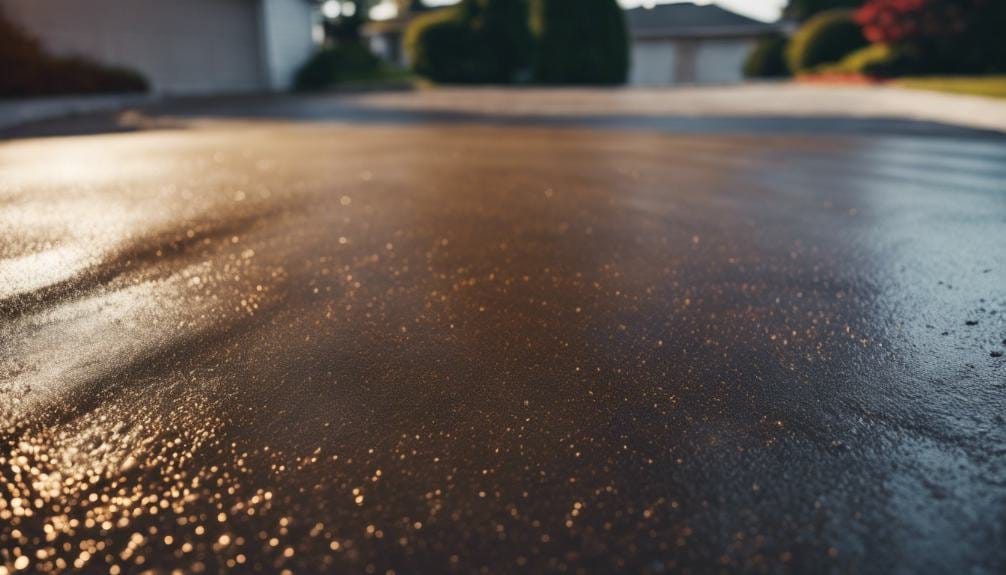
<box><xmin>1</xmin><ymin>92</ymin><xmax>1005</xmax><ymax>574</ymax></box>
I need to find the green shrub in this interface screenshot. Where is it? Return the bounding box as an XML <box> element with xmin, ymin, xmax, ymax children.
<box><xmin>820</xmin><ymin>43</ymin><xmax>921</xmax><ymax>77</ymax></box>
<box><xmin>787</xmin><ymin>9</ymin><xmax>868</xmax><ymax>73</ymax></box>
<box><xmin>405</xmin><ymin>0</ymin><xmax>532</xmax><ymax>84</ymax></box>
<box><xmin>405</xmin><ymin>9</ymin><xmax>478</xmax><ymax>83</ymax></box>
<box><xmin>744</xmin><ymin>34</ymin><xmax>791</xmax><ymax>78</ymax></box>
<box><xmin>294</xmin><ymin>44</ymin><xmax>383</xmax><ymax>91</ymax></box>
<box><xmin>1</xmin><ymin>9</ymin><xmax>148</xmax><ymax>98</ymax></box>
<box><xmin>531</xmin><ymin>0</ymin><xmax>628</xmax><ymax>85</ymax></box>
<box><xmin>407</xmin><ymin>0</ymin><xmax>628</xmax><ymax>85</ymax></box>
<box><xmin>470</xmin><ymin>0</ymin><xmax>533</xmax><ymax>83</ymax></box>
<box><xmin>44</xmin><ymin>57</ymin><xmax>147</xmax><ymax>94</ymax></box>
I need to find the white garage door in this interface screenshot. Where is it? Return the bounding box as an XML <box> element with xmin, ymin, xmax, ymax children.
<box><xmin>5</xmin><ymin>0</ymin><xmax>265</xmax><ymax>94</ymax></box>
<box><xmin>630</xmin><ymin>41</ymin><xmax>677</xmax><ymax>86</ymax></box>
<box><xmin>694</xmin><ymin>39</ymin><xmax>754</xmax><ymax>85</ymax></box>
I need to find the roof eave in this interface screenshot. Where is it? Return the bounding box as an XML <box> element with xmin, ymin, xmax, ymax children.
<box><xmin>630</xmin><ymin>24</ymin><xmax>782</xmax><ymax>41</ymax></box>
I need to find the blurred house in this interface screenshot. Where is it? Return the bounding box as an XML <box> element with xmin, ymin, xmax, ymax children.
<box><xmin>362</xmin><ymin>8</ymin><xmax>428</xmax><ymax>69</ymax></box>
<box><xmin>2</xmin><ymin>0</ymin><xmax>320</xmax><ymax>94</ymax></box>
<box><xmin>626</xmin><ymin>2</ymin><xmax>780</xmax><ymax>86</ymax></box>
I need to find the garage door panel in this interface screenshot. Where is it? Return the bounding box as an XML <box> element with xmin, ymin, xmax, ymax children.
<box><xmin>5</xmin><ymin>0</ymin><xmax>265</xmax><ymax>94</ymax></box>
<box><xmin>630</xmin><ymin>41</ymin><xmax>676</xmax><ymax>86</ymax></box>
<box><xmin>695</xmin><ymin>39</ymin><xmax>752</xmax><ymax>85</ymax></box>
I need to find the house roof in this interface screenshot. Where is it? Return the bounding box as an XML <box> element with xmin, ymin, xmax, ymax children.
<box><xmin>625</xmin><ymin>2</ymin><xmax>779</xmax><ymax>40</ymax></box>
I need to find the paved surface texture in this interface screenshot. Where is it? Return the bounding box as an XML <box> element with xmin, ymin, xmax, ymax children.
<box><xmin>1</xmin><ymin>90</ymin><xmax>1005</xmax><ymax>574</ymax></box>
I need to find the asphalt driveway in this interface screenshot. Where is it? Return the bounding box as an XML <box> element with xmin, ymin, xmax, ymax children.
<box><xmin>1</xmin><ymin>90</ymin><xmax>1004</xmax><ymax>574</ymax></box>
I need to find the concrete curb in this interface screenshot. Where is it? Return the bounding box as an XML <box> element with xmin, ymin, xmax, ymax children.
<box><xmin>4</xmin><ymin>85</ymin><xmax>1006</xmax><ymax>136</ymax></box>
<box><xmin>352</xmin><ymin>84</ymin><xmax>1006</xmax><ymax>135</ymax></box>
<box><xmin>0</xmin><ymin>94</ymin><xmax>156</xmax><ymax>131</ymax></box>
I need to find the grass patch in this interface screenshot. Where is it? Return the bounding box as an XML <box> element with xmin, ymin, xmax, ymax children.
<box><xmin>892</xmin><ymin>76</ymin><xmax>1006</xmax><ymax>100</ymax></box>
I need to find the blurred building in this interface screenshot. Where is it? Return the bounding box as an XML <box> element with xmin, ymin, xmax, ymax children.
<box><xmin>626</xmin><ymin>2</ymin><xmax>780</xmax><ymax>86</ymax></box>
<box><xmin>2</xmin><ymin>0</ymin><xmax>320</xmax><ymax>94</ymax></box>
<box><xmin>362</xmin><ymin>15</ymin><xmax>412</xmax><ymax>69</ymax></box>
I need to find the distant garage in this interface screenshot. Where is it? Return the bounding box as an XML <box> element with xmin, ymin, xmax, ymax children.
<box><xmin>2</xmin><ymin>0</ymin><xmax>319</xmax><ymax>94</ymax></box>
<box><xmin>626</xmin><ymin>2</ymin><xmax>781</xmax><ymax>86</ymax></box>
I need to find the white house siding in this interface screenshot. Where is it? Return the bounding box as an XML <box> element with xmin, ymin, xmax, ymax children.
<box><xmin>630</xmin><ymin>41</ymin><xmax>677</xmax><ymax>86</ymax></box>
<box><xmin>694</xmin><ymin>38</ymin><xmax>756</xmax><ymax>84</ymax></box>
<box><xmin>3</xmin><ymin>0</ymin><xmax>317</xmax><ymax>94</ymax></box>
<box><xmin>259</xmin><ymin>0</ymin><xmax>317</xmax><ymax>91</ymax></box>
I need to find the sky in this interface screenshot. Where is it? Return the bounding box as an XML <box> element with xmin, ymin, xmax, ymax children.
<box><xmin>369</xmin><ymin>0</ymin><xmax>787</xmax><ymax>23</ymax></box>
<box><xmin>617</xmin><ymin>0</ymin><xmax>786</xmax><ymax>22</ymax></box>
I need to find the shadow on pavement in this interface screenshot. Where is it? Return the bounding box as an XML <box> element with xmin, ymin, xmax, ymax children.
<box><xmin>0</xmin><ymin>108</ymin><xmax>186</xmax><ymax>140</ymax></box>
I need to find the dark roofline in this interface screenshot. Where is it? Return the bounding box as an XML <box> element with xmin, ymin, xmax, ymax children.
<box><xmin>625</xmin><ymin>2</ymin><xmax>782</xmax><ymax>40</ymax></box>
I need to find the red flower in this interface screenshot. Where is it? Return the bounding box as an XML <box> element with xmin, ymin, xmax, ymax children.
<box><xmin>855</xmin><ymin>0</ymin><xmax>983</xmax><ymax>43</ymax></box>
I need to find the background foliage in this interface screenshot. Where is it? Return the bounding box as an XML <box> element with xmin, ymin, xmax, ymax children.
<box><xmin>531</xmin><ymin>0</ymin><xmax>628</xmax><ymax>85</ymax></box>
<box><xmin>294</xmin><ymin>44</ymin><xmax>385</xmax><ymax>91</ymax></box>
<box><xmin>744</xmin><ymin>34</ymin><xmax>792</xmax><ymax>78</ymax></box>
<box><xmin>786</xmin><ymin>9</ymin><xmax>868</xmax><ymax>73</ymax></box>
<box><xmin>407</xmin><ymin>0</ymin><xmax>628</xmax><ymax>85</ymax></box>
<box><xmin>1</xmin><ymin>9</ymin><xmax>147</xmax><ymax>98</ymax></box>
<box><xmin>406</xmin><ymin>0</ymin><xmax>532</xmax><ymax>84</ymax></box>
<box><xmin>856</xmin><ymin>0</ymin><xmax>1006</xmax><ymax>73</ymax></box>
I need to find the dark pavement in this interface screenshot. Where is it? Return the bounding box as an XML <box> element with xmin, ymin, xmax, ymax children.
<box><xmin>1</xmin><ymin>92</ymin><xmax>1005</xmax><ymax>574</ymax></box>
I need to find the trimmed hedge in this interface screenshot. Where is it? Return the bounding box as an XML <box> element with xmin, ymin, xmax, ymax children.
<box><xmin>744</xmin><ymin>34</ymin><xmax>791</xmax><ymax>78</ymax></box>
<box><xmin>787</xmin><ymin>9</ymin><xmax>868</xmax><ymax>74</ymax></box>
<box><xmin>821</xmin><ymin>43</ymin><xmax>921</xmax><ymax>77</ymax></box>
<box><xmin>294</xmin><ymin>44</ymin><xmax>383</xmax><ymax>91</ymax></box>
<box><xmin>405</xmin><ymin>9</ymin><xmax>477</xmax><ymax>83</ymax></box>
<box><xmin>1</xmin><ymin>9</ymin><xmax>147</xmax><ymax>98</ymax></box>
<box><xmin>406</xmin><ymin>0</ymin><xmax>628</xmax><ymax>85</ymax></box>
<box><xmin>474</xmin><ymin>0</ymin><xmax>534</xmax><ymax>83</ymax></box>
<box><xmin>405</xmin><ymin>0</ymin><xmax>532</xmax><ymax>84</ymax></box>
<box><xmin>531</xmin><ymin>0</ymin><xmax>628</xmax><ymax>85</ymax></box>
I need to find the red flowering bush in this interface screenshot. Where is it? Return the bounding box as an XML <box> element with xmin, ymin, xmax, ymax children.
<box><xmin>856</xmin><ymin>0</ymin><xmax>969</xmax><ymax>43</ymax></box>
<box><xmin>855</xmin><ymin>0</ymin><xmax>1006</xmax><ymax>73</ymax></box>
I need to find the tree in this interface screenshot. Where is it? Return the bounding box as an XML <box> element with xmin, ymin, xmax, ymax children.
<box><xmin>532</xmin><ymin>0</ymin><xmax>628</xmax><ymax>85</ymax></box>
<box><xmin>744</xmin><ymin>34</ymin><xmax>791</xmax><ymax>78</ymax></box>
<box><xmin>784</xmin><ymin>0</ymin><xmax>864</xmax><ymax>21</ymax></box>
<box><xmin>857</xmin><ymin>0</ymin><xmax>968</xmax><ymax>43</ymax></box>
<box><xmin>405</xmin><ymin>0</ymin><xmax>533</xmax><ymax>83</ymax></box>
<box><xmin>856</xmin><ymin>0</ymin><xmax>1006</xmax><ymax>73</ymax></box>
<box><xmin>786</xmin><ymin>9</ymin><xmax>868</xmax><ymax>72</ymax></box>
<box><xmin>1</xmin><ymin>7</ymin><xmax>147</xmax><ymax>97</ymax></box>
<box><xmin>466</xmin><ymin>0</ymin><xmax>533</xmax><ymax>83</ymax></box>
<box><xmin>407</xmin><ymin>9</ymin><xmax>477</xmax><ymax>82</ymax></box>
<box><xmin>324</xmin><ymin>0</ymin><xmax>380</xmax><ymax>44</ymax></box>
